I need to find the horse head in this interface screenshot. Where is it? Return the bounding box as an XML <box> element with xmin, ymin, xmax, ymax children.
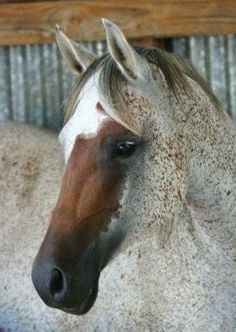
<box><xmin>32</xmin><ymin>19</ymin><xmax>224</xmax><ymax>315</ymax></box>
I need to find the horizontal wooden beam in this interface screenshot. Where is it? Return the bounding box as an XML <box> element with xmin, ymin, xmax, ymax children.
<box><xmin>0</xmin><ymin>1</ymin><xmax>236</xmax><ymax>45</ymax></box>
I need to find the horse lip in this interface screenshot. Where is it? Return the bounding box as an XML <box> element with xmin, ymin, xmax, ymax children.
<box><xmin>62</xmin><ymin>288</ymin><xmax>93</xmax><ymax>311</ymax></box>
<box><xmin>62</xmin><ymin>279</ymin><xmax>99</xmax><ymax>315</ymax></box>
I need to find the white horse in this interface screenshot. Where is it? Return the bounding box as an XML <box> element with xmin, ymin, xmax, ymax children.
<box><xmin>1</xmin><ymin>19</ymin><xmax>236</xmax><ymax>331</ymax></box>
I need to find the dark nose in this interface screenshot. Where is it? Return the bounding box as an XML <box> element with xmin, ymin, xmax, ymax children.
<box><xmin>32</xmin><ymin>258</ymin><xmax>69</xmax><ymax>308</ymax></box>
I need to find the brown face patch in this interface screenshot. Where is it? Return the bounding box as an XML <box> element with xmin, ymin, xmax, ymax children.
<box><xmin>49</xmin><ymin>120</ymin><xmax>130</xmax><ymax>253</ymax></box>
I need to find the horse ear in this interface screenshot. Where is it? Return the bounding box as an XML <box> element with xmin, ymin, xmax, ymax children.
<box><xmin>55</xmin><ymin>25</ymin><xmax>97</xmax><ymax>74</ymax></box>
<box><xmin>102</xmin><ymin>19</ymin><xmax>151</xmax><ymax>83</ymax></box>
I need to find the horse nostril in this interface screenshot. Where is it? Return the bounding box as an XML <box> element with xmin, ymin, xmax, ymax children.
<box><xmin>49</xmin><ymin>268</ymin><xmax>65</xmax><ymax>299</ymax></box>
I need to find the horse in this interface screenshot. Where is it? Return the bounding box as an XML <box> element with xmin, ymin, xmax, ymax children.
<box><xmin>31</xmin><ymin>18</ymin><xmax>236</xmax><ymax>330</ymax></box>
<box><xmin>0</xmin><ymin>123</ymin><xmax>64</xmax><ymax>330</ymax></box>
<box><xmin>3</xmin><ymin>18</ymin><xmax>235</xmax><ymax>330</ymax></box>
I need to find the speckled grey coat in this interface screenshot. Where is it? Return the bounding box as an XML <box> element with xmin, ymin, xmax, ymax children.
<box><xmin>1</xmin><ymin>22</ymin><xmax>236</xmax><ymax>332</ymax></box>
<box><xmin>0</xmin><ymin>85</ymin><xmax>235</xmax><ymax>332</ymax></box>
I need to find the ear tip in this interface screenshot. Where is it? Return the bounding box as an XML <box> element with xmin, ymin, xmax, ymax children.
<box><xmin>55</xmin><ymin>24</ymin><xmax>62</xmax><ymax>33</ymax></box>
<box><xmin>102</xmin><ymin>18</ymin><xmax>109</xmax><ymax>24</ymax></box>
<box><xmin>102</xmin><ymin>18</ymin><xmax>114</xmax><ymax>29</ymax></box>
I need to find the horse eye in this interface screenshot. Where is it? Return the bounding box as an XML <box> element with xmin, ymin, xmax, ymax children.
<box><xmin>115</xmin><ymin>141</ymin><xmax>136</xmax><ymax>157</ymax></box>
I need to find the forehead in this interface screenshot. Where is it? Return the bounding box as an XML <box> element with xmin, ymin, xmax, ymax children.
<box><xmin>59</xmin><ymin>74</ymin><xmax>108</xmax><ymax>162</ymax></box>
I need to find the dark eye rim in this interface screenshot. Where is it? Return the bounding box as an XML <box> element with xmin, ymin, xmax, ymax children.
<box><xmin>115</xmin><ymin>141</ymin><xmax>137</xmax><ymax>157</ymax></box>
<box><xmin>101</xmin><ymin>135</ymin><xmax>144</xmax><ymax>163</ymax></box>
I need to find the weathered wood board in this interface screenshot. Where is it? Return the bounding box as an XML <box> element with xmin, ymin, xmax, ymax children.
<box><xmin>0</xmin><ymin>1</ymin><xmax>236</xmax><ymax>45</ymax></box>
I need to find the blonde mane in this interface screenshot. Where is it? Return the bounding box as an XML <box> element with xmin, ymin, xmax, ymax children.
<box><xmin>64</xmin><ymin>46</ymin><xmax>221</xmax><ymax>131</ymax></box>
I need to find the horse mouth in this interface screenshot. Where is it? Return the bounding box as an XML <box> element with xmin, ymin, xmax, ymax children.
<box><xmin>62</xmin><ymin>280</ymin><xmax>99</xmax><ymax>315</ymax></box>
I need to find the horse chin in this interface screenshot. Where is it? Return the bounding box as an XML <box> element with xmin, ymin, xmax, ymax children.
<box><xmin>62</xmin><ymin>279</ymin><xmax>99</xmax><ymax>316</ymax></box>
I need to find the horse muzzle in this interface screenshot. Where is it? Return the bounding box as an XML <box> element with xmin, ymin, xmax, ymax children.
<box><xmin>31</xmin><ymin>243</ymin><xmax>100</xmax><ymax>315</ymax></box>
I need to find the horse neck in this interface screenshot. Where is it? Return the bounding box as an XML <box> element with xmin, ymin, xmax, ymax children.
<box><xmin>178</xmin><ymin>86</ymin><xmax>236</xmax><ymax>224</ymax></box>
<box><xmin>117</xmin><ymin>78</ymin><xmax>235</xmax><ymax>251</ymax></box>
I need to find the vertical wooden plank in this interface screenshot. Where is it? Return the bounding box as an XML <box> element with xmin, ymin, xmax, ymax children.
<box><xmin>0</xmin><ymin>47</ymin><xmax>12</xmax><ymax>121</ymax></box>
<box><xmin>189</xmin><ymin>37</ymin><xmax>207</xmax><ymax>79</ymax></box>
<box><xmin>172</xmin><ymin>37</ymin><xmax>190</xmax><ymax>58</ymax></box>
<box><xmin>58</xmin><ymin>46</ymin><xmax>74</xmax><ymax>104</ymax></box>
<box><xmin>209</xmin><ymin>36</ymin><xmax>228</xmax><ymax>111</ymax></box>
<box><xmin>227</xmin><ymin>35</ymin><xmax>236</xmax><ymax>119</ymax></box>
<box><xmin>9</xmin><ymin>45</ymin><xmax>26</xmax><ymax>122</ymax></box>
<box><xmin>24</xmin><ymin>44</ymin><xmax>44</xmax><ymax>125</ymax></box>
<box><xmin>40</xmin><ymin>43</ymin><xmax>62</xmax><ymax>130</ymax></box>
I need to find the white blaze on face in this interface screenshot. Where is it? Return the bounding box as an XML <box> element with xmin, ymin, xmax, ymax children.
<box><xmin>58</xmin><ymin>73</ymin><xmax>108</xmax><ymax>162</ymax></box>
